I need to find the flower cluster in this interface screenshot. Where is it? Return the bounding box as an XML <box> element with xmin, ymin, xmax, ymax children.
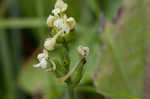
<box><xmin>34</xmin><ymin>0</ymin><xmax>75</xmax><ymax>69</ymax></box>
<box><xmin>46</xmin><ymin>0</ymin><xmax>75</xmax><ymax>36</ymax></box>
<box><xmin>33</xmin><ymin>0</ymin><xmax>90</xmax><ymax>86</ymax></box>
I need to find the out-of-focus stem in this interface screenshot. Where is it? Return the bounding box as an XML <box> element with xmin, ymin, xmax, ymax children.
<box><xmin>68</xmin><ymin>86</ymin><xmax>74</xmax><ymax>99</ymax></box>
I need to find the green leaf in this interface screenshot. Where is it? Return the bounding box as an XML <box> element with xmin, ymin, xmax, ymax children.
<box><xmin>95</xmin><ymin>0</ymin><xmax>150</xmax><ymax>99</ymax></box>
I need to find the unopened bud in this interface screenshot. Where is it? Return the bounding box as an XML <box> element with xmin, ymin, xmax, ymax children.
<box><xmin>78</xmin><ymin>45</ymin><xmax>89</xmax><ymax>57</ymax></box>
<box><xmin>67</xmin><ymin>17</ymin><xmax>76</xmax><ymax>30</ymax></box>
<box><xmin>55</xmin><ymin>0</ymin><xmax>68</xmax><ymax>12</ymax></box>
<box><xmin>47</xmin><ymin>15</ymin><xmax>55</xmax><ymax>27</ymax></box>
<box><xmin>44</xmin><ymin>37</ymin><xmax>56</xmax><ymax>51</ymax></box>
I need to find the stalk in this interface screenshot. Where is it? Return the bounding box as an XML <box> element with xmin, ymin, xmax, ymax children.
<box><xmin>68</xmin><ymin>86</ymin><xmax>75</xmax><ymax>99</ymax></box>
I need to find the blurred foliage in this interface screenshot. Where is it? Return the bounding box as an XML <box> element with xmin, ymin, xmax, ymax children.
<box><xmin>95</xmin><ymin>0</ymin><xmax>150</xmax><ymax>99</ymax></box>
<box><xmin>0</xmin><ymin>0</ymin><xmax>149</xmax><ymax>99</ymax></box>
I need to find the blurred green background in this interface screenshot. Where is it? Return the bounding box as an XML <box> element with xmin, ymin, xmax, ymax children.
<box><xmin>0</xmin><ymin>0</ymin><xmax>150</xmax><ymax>99</ymax></box>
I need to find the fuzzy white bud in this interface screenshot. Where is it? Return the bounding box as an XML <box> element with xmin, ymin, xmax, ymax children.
<box><xmin>47</xmin><ymin>15</ymin><xmax>55</xmax><ymax>27</ymax></box>
<box><xmin>55</xmin><ymin>0</ymin><xmax>68</xmax><ymax>12</ymax></box>
<box><xmin>44</xmin><ymin>37</ymin><xmax>56</xmax><ymax>51</ymax></box>
<box><xmin>78</xmin><ymin>45</ymin><xmax>89</xmax><ymax>57</ymax></box>
<box><xmin>67</xmin><ymin>17</ymin><xmax>76</xmax><ymax>30</ymax></box>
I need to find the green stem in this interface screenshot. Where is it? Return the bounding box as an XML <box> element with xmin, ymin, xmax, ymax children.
<box><xmin>68</xmin><ymin>86</ymin><xmax>75</xmax><ymax>99</ymax></box>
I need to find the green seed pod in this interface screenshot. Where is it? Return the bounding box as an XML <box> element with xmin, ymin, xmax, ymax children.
<box><xmin>70</xmin><ymin>57</ymin><xmax>87</xmax><ymax>87</ymax></box>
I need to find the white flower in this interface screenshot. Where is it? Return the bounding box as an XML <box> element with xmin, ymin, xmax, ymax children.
<box><xmin>55</xmin><ymin>0</ymin><xmax>68</xmax><ymax>12</ymax></box>
<box><xmin>47</xmin><ymin>0</ymin><xmax>75</xmax><ymax>36</ymax></box>
<box><xmin>52</xmin><ymin>8</ymin><xmax>60</xmax><ymax>15</ymax></box>
<box><xmin>47</xmin><ymin>15</ymin><xmax>55</xmax><ymax>27</ymax></box>
<box><xmin>37</xmin><ymin>49</ymin><xmax>48</xmax><ymax>61</ymax></box>
<box><xmin>62</xmin><ymin>23</ymin><xmax>70</xmax><ymax>34</ymax></box>
<box><xmin>34</xmin><ymin>49</ymin><xmax>48</xmax><ymax>69</ymax></box>
<box><xmin>54</xmin><ymin>18</ymin><xmax>70</xmax><ymax>35</ymax></box>
<box><xmin>54</xmin><ymin>18</ymin><xmax>64</xmax><ymax>28</ymax></box>
<box><xmin>78</xmin><ymin>45</ymin><xmax>89</xmax><ymax>57</ymax></box>
<box><xmin>67</xmin><ymin>17</ymin><xmax>75</xmax><ymax>30</ymax></box>
<box><xmin>34</xmin><ymin>59</ymin><xmax>47</xmax><ymax>69</ymax></box>
<box><xmin>44</xmin><ymin>37</ymin><xmax>56</xmax><ymax>51</ymax></box>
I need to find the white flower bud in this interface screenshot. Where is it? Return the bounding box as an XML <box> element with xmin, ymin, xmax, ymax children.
<box><xmin>67</xmin><ymin>17</ymin><xmax>76</xmax><ymax>30</ymax></box>
<box><xmin>44</xmin><ymin>37</ymin><xmax>56</xmax><ymax>51</ymax></box>
<box><xmin>55</xmin><ymin>0</ymin><xmax>68</xmax><ymax>12</ymax></box>
<box><xmin>78</xmin><ymin>45</ymin><xmax>89</xmax><ymax>57</ymax></box>
<box><xmin>47</xmin><ymin>15</ymin><xmax>55</xmax><ymax>27</ymax></box>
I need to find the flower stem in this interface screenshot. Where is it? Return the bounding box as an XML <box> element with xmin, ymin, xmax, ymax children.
<box><xmin>68</xmin><ymin>86</ymin><xmax>74</xmax><ymax>99</ymax></box>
